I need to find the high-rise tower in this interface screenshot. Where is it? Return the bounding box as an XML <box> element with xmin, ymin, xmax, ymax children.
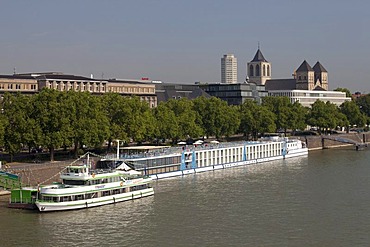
<box><xmin>221</xmin><ymin>54</ymin><xmax>237</xmax><ymax>84</ymax></box>
<box><xmin>247</xmin><ymin>48</ymin><xmax>271</xmax><ymax>85</ymax></box>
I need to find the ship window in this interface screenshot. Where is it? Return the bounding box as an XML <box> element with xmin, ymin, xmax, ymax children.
<box><xmin>42</xmin><ymin>196</ymin><xmax>52</xmax><ymax>201</ymax></box>
<box><xmin>102</xmin><ymin>190</ymin><xmax>110</xmax><ymax>197</ymax></box>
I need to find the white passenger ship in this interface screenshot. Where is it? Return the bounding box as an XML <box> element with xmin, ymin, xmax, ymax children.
<box><xmin>35</xmin><ymin>153</ymin><xmax>154</xmax><ymax>212</ymax></box>
<box><xmin>100</xmin><ymin>137</ymin><xmax>308</xmax><ymax>180</ymax></box>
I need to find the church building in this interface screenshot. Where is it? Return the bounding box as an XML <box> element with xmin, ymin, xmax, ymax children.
<box><xmin>246</xmin><ymin>48</ymin><xmax>350</xmax><ymax>107</ymax></box>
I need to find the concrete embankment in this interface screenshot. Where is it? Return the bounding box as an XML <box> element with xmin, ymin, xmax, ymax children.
<box><xmin>302</xmin><ymin>132</ymin><xmax>369</xmax><ymax>151</ymax></box>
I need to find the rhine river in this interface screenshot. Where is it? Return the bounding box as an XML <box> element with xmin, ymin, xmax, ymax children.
<box><xmin>1</xmin><ymin>147</ymin><xmax>370</xmax><ymax>246</ymax></box>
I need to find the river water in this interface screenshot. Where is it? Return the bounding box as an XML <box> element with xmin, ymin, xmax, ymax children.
<box><xmin>1</xmin><ymin>147</ymin><xmax>370</xmax><ymax>247</ymax></box>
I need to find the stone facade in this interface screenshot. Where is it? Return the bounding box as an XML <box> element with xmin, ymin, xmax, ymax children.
<box><xmin>0</xmin><ymin>73</ymin><xmax>157</xmax><ymax>107</ymax></box>
<box><xmin>247</xmin><ymin>49</ymin><xmax>271</xmax><ymax>85</ymax></box>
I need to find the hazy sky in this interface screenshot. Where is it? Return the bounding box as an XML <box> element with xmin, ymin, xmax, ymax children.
<box><xmin>1</xmin><ymin>0</ymin><xmax>369</xmax><ymax>93</ymax></box>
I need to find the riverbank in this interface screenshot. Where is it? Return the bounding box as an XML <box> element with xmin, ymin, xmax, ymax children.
<box><xmin>1</xmin><ymin>133</ymin><xmax>368</xmax><ymax>188</ymax></box>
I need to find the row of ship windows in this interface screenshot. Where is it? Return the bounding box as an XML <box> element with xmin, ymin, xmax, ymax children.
<box><xmin>40</xmin><ymin>184</ymin><xmax>150</xmax><ymax>202</ymax></box>
<box><xmin>197</xmin><ymin>145</ymin><xmax>282</xmax><ymax>158</ymax></box>
<box><xmin>197</xmin><ymin>150</ymin><xmax>283</xmax><ymax>166</ymax></box>
<box><xmin>63</xmin><ymin>176</ymin><xmax>122</xmax><ymax>186</ymax></box>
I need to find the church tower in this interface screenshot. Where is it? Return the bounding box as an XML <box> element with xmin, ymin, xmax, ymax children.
<box><xmin>295</xmin><ymin>60</ymin><xmax>315</xmax><ymax>90</ymax></box>
<box><xmin>247</xmin><ymin>48</ymin><xmax>271</xmax><ymax>85</ymax></box>
<box><xmin>313</xmin><ymin>61</ymin><xmax>328</xmax><ymax>90</ymax></box>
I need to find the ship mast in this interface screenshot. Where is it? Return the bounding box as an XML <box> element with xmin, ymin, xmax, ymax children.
<box><xmin>86</xmin><ymin>153</ymin><xmax>90</xmax><ymax>174</ymax></box>
<box><xmin>116</xmin><ymin>139</ymin><xmax>120</xmax><ymax>159</ymax></box>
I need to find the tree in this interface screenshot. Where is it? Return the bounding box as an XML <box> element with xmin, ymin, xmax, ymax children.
<box><xmin>165</xmin><ymin>98</ymin><xmax>202</xmax><ymax>143</ymax></box>
<box><xmin>32</xmin><ymin>89</ymin><xmax>71</xmax><ymax>161</ymax></box>
<box><xmin>334</xmin><ymin>87</ymin><xmax>352</xmax><ymax>98</ymax></box>
<box><xmin>307</xmin><ymin>100</ymin><xmax>346</xmax><ymax>134</ymax></box>
<box><xmin>1</xmin><ymin>93</ymin><xmax>36</xmax><ymax>162</ymax></box>
<box><xmin>102</xmin><ymin>93</ymin><xmax>129</xmax><ymax>150</ymax></box>
<box><xmin>0</xmin><ymin>112</ymin><xmax>6</xmax><ymax>148</ymax></box>
<box><xmin>239</xmin><ymin>100</ymin><xmax>276</xmax><ymax>140</ymax></box>
<box><xmin>340</xmin><ymin>100</ymin><xmax>366</xmax><ymax>132</ymax></box>
<box><xmin>67</xmin><ymin>91</ymin><xmax>110</xmax><ymax>156</ymax></box>
<box><xmin>262</xmin><ymin>96</ymin><xmax>292</xmax><ymax>135</ymax></box>
<box><xmin>123</xmin><ymin>97</ymin><xmax>156</xmax><ymax>143</ymax></box>
<box><xmin>288</xmin><ymin>102</ymin><xmax>309</xmax><ymax>135</ymax></box>
<box><xmin>193</xmin><ymin>97</ymin><xmax>240</xmax><ymax>139</ymax></box>
<box><xmin>154</xmin><ymin>102</ymin><xmax>179</xmax><ymax>143</ymax></box>
<box><xmin>356</xmin><ymin>94</ymin><xmax>370</xmax><ymax>117</ymax></box>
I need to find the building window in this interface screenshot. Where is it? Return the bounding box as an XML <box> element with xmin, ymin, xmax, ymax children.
<box><xmin>263</xmin><ymin>65</ymin><xmax>266</xmax><ymax>76</ymax></box>
<box><xmin>267</xmin><ymin>65</ymin><xmax>270</xmax><ymax>76</ymax></box>
<box><xmin>249</xmin><ymin>65</ymin><xmax>254</xmax><ymax>76</ymax></box>
<box><xmin>256</xmin><ymin>64</ymin><xmax>260</xmax><ymax>76</ymax></box>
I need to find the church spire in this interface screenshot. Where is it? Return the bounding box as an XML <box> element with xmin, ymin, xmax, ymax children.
<box><xmin>250</xmin><ymin>49</ymin><xmax>268</xmax><ymax>62</ymax></box>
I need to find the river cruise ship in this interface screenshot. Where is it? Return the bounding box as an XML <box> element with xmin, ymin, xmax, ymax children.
<box><xmin>10</xmin><ymin>153</ymin><xmax>154</xmax><ymax>212</ymax></box>
<box><xmin>99</xmin><ymin>137</ymin><xmax>308</xmax><ymax>180</ymax></box>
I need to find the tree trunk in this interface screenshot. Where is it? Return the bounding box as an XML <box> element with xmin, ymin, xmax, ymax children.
<box><xmin>107</xmin><ymin>138</ymin><xmax>112</xmax><ymax>152</ymax></box>
<box><xmin>73</xmin><ymin>140</ymin><xmax>79</xmax><ymax>158</ymax></box>
<box><xmin>49</xmin><ymin>146</ymin><xmax>54</xmax><ymax>162</ymax></box>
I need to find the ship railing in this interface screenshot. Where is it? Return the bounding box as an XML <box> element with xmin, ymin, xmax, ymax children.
<box><xmin>104</xmin><ymin>139</ymin><xmax>298</xmax><ymax>160</ymax></box>
<box><xmin>10</xmin><ymin>197</ymin><xmax>36</xmax><ymax>204</ymax></box>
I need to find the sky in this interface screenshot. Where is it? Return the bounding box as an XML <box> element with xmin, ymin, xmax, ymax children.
<box><xmin>1</xmin><ymin>0</ymin><xmax>369</xmax><ymax>93</ymax></box>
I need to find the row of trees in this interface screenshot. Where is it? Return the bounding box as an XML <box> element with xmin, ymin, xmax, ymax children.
<box><xmin>0</xmin><ymin>88</ymin><xmax>369</xmax><ymax>161</ymax></box>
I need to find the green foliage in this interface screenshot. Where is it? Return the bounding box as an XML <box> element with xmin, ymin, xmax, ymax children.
<box><xmin>123</xmin><ymin>97</ymin><xmax>156</xmax><ymax>143</ymax></box>
<box><xmin>262</xmin><ymin>96</ymin><xmax>291</xmax><ymax>133</ymax></box>
<box><xmin>193</xmin><ymin>96</ymin><xmax>240</xmax><ymax>139</ymax></box>
<box><xmin>239</xmin><ymin>100</ymin><xmax>276</xmax><ymax>140</ymax></box>
<box><xmin>32</xmin><ymin>89</ymin><xmax>71</xmax><ymax>161</ymax></box>
<box><xmin>340</xmin><ymin>100</ymin><xmax>366</xmax><ymax>130</ymax></box>
<box><xmin>2</xmin><ymin>88</ymin><xmax>368</xmax><ymax>161</ymax></box>
<box><xmin>356</xmin><ymin>94</ymin><xmax>370</xmax><ymax>117</ymax></box>
<box><xmin>165</xmin><ymin>98</ymin><xmax>202</xmax><ymax>142</ymax></box>
<box><xmin>307</xmin><ymin>100</ymin><xmax>346</xmax><ymax>133</ymax></box>
<box><xmin>154</xmin><ymin>102</ymin><xmax>179</xmax><ymax>141</ymax></box>
<box><xmin>334</xmin><ymin>87</ymin><xmax>352</xmax><ymax>98</ymax></box>
<box><xmin>289</xmin><ymin>102</ymin><xmax>309</xmax><ymax>133</ymax></box>
<box><xmin>102</xmin><ymin>93</ymin><xmax>129</xmax><ymax>150</ymax></box>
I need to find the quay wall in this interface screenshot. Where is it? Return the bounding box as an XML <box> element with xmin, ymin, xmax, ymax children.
<box><xmin>303</xmin><ymin>133</ymin><xmax>369</xmax><ymax>150</ymax></box>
